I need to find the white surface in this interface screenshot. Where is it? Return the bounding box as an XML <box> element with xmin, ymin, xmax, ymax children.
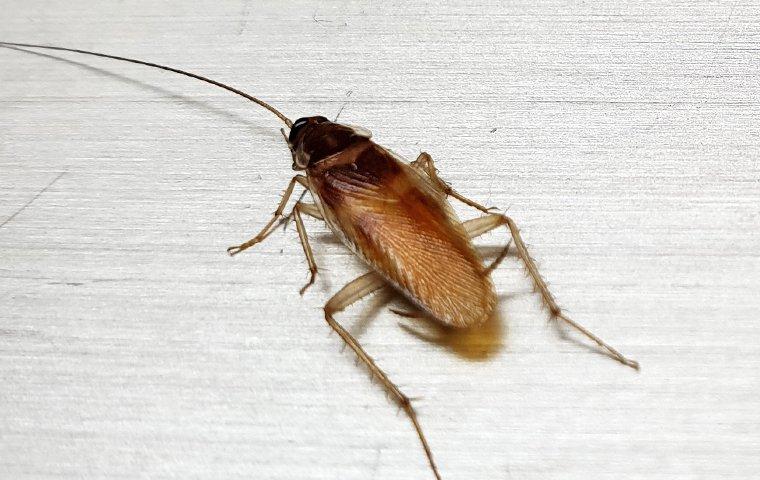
<box><xmin>1</xmin><ymin>1</ymin><xmax>759</xmax><ymax>479</ymax></box>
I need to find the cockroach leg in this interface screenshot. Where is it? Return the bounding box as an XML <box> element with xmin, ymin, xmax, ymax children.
<box><xmin>281</xmin><ymin>189</ymin><xmax>308</xmax><ymax>231</ymax></box>
<box><xmin>483</xmin><ymin>240</ymin><xmax>512</xmax><ymax>275</ymax></box>
<box><xmin>461</xmin><ymin>213</ymin><xmax>511</xmax><ymax>281</ymax></box>
<box><xmin>461</xmin><ymin>215</ymin><xmax>502</xmax><ymax>238</ymax></box>
<box><xmin>412</xmin><ymin>152</ymin><xmax>494</xmax><ymax>214</ymax></box>
<box><xmin>294</xmin><ymin>202</ymin><xmax>322</xmax><ymax>220</ymax></box>
<box><xmin>389</xmin><ymin>308</ymin><xmax>424</xmax><ymax>319</ymax></box>
<box><xmin>227</xmin><ymin>175</ymin><xmax>308</xmax><ymax>256</ymax></box>
<box><xmin>291</xmin><ymin>202</ymin><xmax>319</xmax><ymax>295</ymax></box>
<box><xmin>324</xmin><ymin>273</ymin><xmax>442</xmax><ymax>480</ymax></box>
<box><xmin>461</xmin><ymin>214</ymin><xmax>640</xmax><ymax>370</ymax></box>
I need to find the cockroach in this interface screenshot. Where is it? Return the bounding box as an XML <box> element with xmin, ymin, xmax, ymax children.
<box><xmin>0</xmin><ymin>41</ymin><xmax>639</xmax><ymax>480</ymax></box>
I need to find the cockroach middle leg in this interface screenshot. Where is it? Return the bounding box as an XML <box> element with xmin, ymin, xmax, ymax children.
<box><xmin>389</xmin><ymin>308</ymin><xmax>425</xmax><ymax>319</ymax></box>
<box><xmin>412</xmin><ymin>152</ymin><xmax>493</xmax><ymax>214</ymax></box>
<box><xmin>461</xmin><ymin>214</ymin><xmax>640</xmax><ymax>370</ymax></box>
<box><xmin>227</xmin><ymin>175</ymin><xmax>308</xmax><ymax>256</ymax></box>
<box><xmin>483</xmin><ymin>240</ymin><xmax>512</xmax><ymax>276</ymax></box>
<box><xmin>293</xmin><ymin>202</ymin><xmax>322</xmax><ymax>220</ymax></box>
<box><xmin>324</xmin><ymin>272</ymin><xmax>442</xmax><ymax>480</ymax></box>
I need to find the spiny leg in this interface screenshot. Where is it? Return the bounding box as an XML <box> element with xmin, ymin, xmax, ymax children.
<box><xmin>325</xmin><ymin>273</ymin><xmax>442</xmax><ymax>480</ymax></box>
<box><xmin>461</xmin><ymin>214</ymin><xmax>640</xmax><ymax>370</ymax></box>
<box><xmin>227</xmin><ymin>175</ymin><xmax>308</xmax><ymax>256</ymax></box>
<box><xmin>412</xmin><ymin>152</ymin><xmax>494</xmax><ymax>214</ymax></box>
<box><xmin>290</xmin><ymin>202</ymin><xmax>321</xmax><ymax>295</ymax></box>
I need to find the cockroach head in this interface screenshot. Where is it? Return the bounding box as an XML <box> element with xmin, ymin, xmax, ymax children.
<box><xmin>288</xmin><ymin>116</ymin><xmax>329</xmax><ymax>145</ymax></box>
<box><xmin>288</xmin><ymin>116</ymin><xmax>371</xmax><ymax>170</ymax></box>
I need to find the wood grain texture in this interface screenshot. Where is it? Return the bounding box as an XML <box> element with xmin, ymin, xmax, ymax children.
<box><xmin>1</xmin><ymin>1</ymin><xmax>758</xmax><ymax>479</ymax></box>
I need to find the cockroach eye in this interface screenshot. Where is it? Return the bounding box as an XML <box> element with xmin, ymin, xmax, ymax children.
<box><xmin>288</xmin><ymin>117</ymin><xmax>310</xmax><ymax>144</ymax></box>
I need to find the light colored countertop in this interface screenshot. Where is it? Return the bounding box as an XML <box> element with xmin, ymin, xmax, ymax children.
<box><xmin>1</xmin><ymin>2</ymin><xmax>758</xmax><ymax>479</ymax></box>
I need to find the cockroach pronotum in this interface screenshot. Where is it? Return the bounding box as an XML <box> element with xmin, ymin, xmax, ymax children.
<box><xmin>1</xmin><ymin>41</ymin><xmax>639</xmax><ymax>480</ymax></box>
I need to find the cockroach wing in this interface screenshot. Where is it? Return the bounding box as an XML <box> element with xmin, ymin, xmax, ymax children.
<box><xmin>309</xmin><ymin>142</ymin><xmax>496</xmax><ymax>328</ymax></box>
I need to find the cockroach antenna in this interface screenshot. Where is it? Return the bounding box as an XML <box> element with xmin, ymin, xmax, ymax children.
<box><xmin>0</xmin><ymin>41</ymin><xmax>293</xmax><ymax>128</ymax></box>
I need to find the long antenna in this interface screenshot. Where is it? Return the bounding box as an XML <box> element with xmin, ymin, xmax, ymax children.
<box><xmin>0</xmin><ymin>41</ymin><xmax>293</xmax><ymax>128</ymax></box>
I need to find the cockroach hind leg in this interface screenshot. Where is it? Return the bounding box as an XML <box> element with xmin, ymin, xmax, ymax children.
<box><xmin>412</xmin><ymin>152</ymin><xmax>495</xmax><ymax>214</ymax></box>
<box><xmin>461</xmin><ymin>213</ymin><xmax>640</xmax><ymax>371</ymax></box>
<box><xmin>324</xmin><ymin>272</ymin><xmax>442</xmax><ymax>480</ymax></box>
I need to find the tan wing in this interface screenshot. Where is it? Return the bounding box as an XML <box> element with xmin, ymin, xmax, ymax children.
<box><xmin>309</xmin><ymin>141</ymin><xmax>496</xmax><ymax>328</ymax></box>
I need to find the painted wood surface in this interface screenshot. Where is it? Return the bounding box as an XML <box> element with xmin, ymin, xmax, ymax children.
<box><xmin>1</xmin><ymin>1</ymin><xmax>758</xmax><ymax>479</ymax></box>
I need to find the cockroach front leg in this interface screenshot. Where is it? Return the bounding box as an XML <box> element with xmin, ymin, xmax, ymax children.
<box><xmin>324</xmin><ymin>272</ymin><xmax>442</xmax><ymax>480</ymax></box>
<box><xmin>461</xmin><ymin>214</ymin><xmax>640</xmax><ymax>371</ymax></box>
<box><xmin>290</xmin><ymin>201</ymin><xmax>323</xmax><ymax>294</ymax></box>
<box><xmin>412</xmin><ymin>152</ymin><xmax>494</xmax><ymax>214</ymax></box>
<box><xmin>227</xmin><ymin>175</ymin><xmax>308</xmax><ymax>256</ymax></box>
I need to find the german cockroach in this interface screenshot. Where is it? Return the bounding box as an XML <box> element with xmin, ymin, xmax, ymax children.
<box><xmin>0</xmin><ymin>41</ymin><xmax>639</xmax><ymax>480</ymax></box>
